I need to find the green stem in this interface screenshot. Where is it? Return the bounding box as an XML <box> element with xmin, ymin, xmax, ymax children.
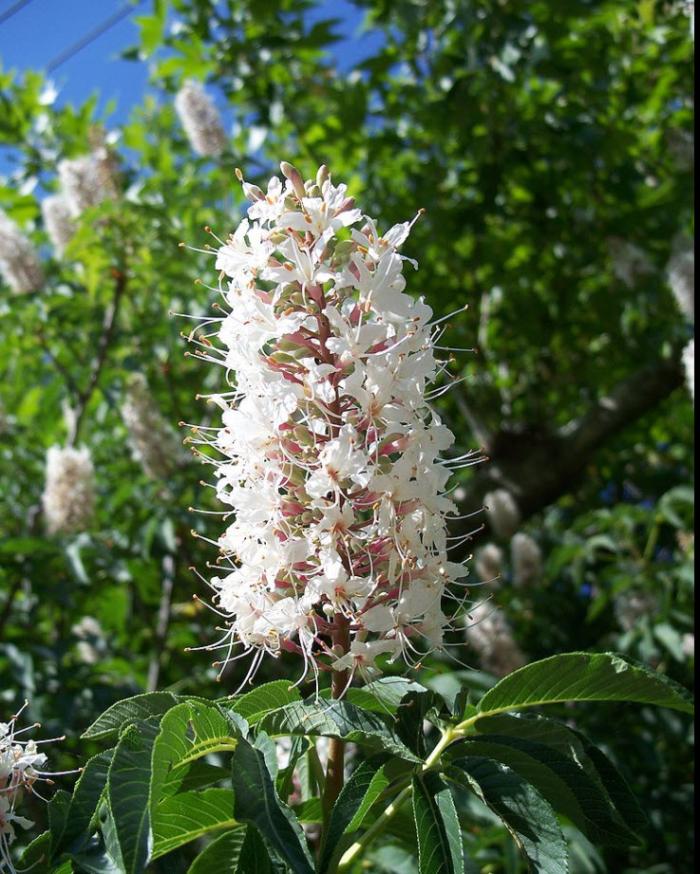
<box><xmin>336</xmin><ymin>726</ymin><xmax>466</xmax><ymax>871</ymax></box>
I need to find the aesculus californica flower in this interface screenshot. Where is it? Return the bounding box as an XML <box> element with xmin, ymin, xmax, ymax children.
<box><xmin>0</xmin><ymin>703</ymin><xmax>64</xmax><ymax>873</ymax></box>
<box><xmin>511</xmin><ymin>531</ymin><xmax>542</xmax><ymax>588</ymax></box>
<box><xmin>41</xmin><ymin>194</ymin><xmax>75</xmax><ymax>257</ymax></box>
<box><xmin>464</xmin><ymin>600</ymin><xmax>526</xmax><ymax>678</ymax></box>
<box><xmin>120</xmin><ymin>373</ymin><xmax>186</xmax><ymax>480</ymax></box>
<box><xmin>174</xmin><ymin>80</ymin><xmax>227</xmax><ymax>158</ymax></box>
<box><xmin>0</xmin><ymin>210</ymin><xmax>44</xmax><ymax>295</ymax></box>
<box><xmin>42</xmin><ymin>445</ymin><xmax>96</xmax><ymax>535</ymax></box>
<box><xmin>184</xmin><ymin>161</ymin><xmax>479</xmax><ymax>688</ymax></box>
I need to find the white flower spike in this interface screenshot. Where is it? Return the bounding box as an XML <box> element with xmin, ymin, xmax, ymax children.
<box><xmin>186</xmin><ymin>162</ymin><xmax>473</xmax><ymax>688</ymax></box>
<box><xmin>121</xmin><ymin>374</ymin><xmax>186</xmax><ymax>479</ymax></box>
<box><xmin>0</xmin><ymin>210</ymin><xmax>44</xmax><ymax>295</ymax></box>
<box><xmin>42</xmin><ymin>446</ymin><xmax>96</xmax><ymax>535</ymax></box>
<box><xmin>175</xmin><ymin>80</ymin><xmax>227</xmax><ymax>157</ymax></box>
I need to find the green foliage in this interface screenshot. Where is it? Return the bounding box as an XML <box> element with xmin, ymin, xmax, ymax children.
<box><xmin>20</xmin><ymin>652</ymin><xmax>692</xmax><ymax>873</ymax></box>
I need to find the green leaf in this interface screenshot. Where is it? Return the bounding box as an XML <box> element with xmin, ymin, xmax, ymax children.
<box><xmin>82</xmin><ymin>692</ymin><xmax>180</xmax><ymax>740</ymax></box>
<box><xmin>152</xmin><ymin>789</ymin><xmax>238</xmax><ymax>859</ymax></box>
<box><xmin>237</xmin><ymin>827</ymin><xmax>274</xmax><ymax>874</ymax></box>
<box><xmin>259</xmin><ymin>700</ymin><xmax>420</xmax><ymax>762</ymax></box>
<box><xmin>54</xmin><ymin>750</ymin><xmax>113</xmax><ymax>854</ymax></box>
<box><xmin>151</xmin><ymin>701</ymin><xmax>241</xmax><ymax>806</ymax></box>
<box><xmin>569</xmin><ymin>733</ymin><xmax>649</xmax><ymax>837</ymax></box>
<box><xmin>226</xmin><ymin>680</ymin><xmax>302</xmax><ymax>725</ymax></box>
<box><xmin>449</xmin><ymin>757</ymin><xmax>568</xmax><ymax>874</ymax></box>
<box><xmin>412</xmin><ymin>772</ymin><xmax>464</xmax><ymax>874</ymax></box>
<box><xmin>473</xmin><ymin>711</ymin><xmax>647</xmax><ymax>835</ymax></box>
<box><xmin>108</xmin><ymin>720</ymin><xmax>158</xmax><ymax>874</ymax></box>
<box><xmin>451</xmin><ymin>735</ymin><xmax>639</xmax><ymax>846</ymax></box>
<box><xmin>231</xmin><ymin>737</ymin><xmax>314</xmax><ymax>874</ymax></box>
<box><xmin>18</xmin><ymin>831</ymin><xmax>52</xmax><ymax>872</ymax></box>
<box><xmin>318</xmin><ymin>756</ymin><xmax>389</xmax><ymax>872</ymax></box>
<box><xmin>477</xmin><ymin>652</ymin><xmax>694</xmax><ymax>718</ymax></box>
<box><xmin>342</xmin><ymin>678</ymin><xmax>429</xmax><ymax>714</ymax></box>
<box><xmin>187</xmin><ymin>827</ymin><xmax>248</xmax><ymax>873</ymax></box>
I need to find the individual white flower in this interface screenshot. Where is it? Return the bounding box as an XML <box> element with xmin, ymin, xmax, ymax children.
<box><xmin>57</xmin><ymin>149</ymin><xmax>117</xmax><ymax>217</ymax></box>
<box><xmin>0</xmin><ymin>210</ymin><xmax>44</xmax><ymax>295</ymax></box>
<box><xmin>42</xmin><ymin>445</ymin><xmax>95</xmax><ymax>535</ymax></box>
<box><xmin>187</xmin><ymin>162</ymin><xmax>471</xmax><ymax>685</ymax></box>
<box><xmin>683</xmin><ymin>339</ymin><xmax>694</xmax><ymax>401</ymax></box>
<box><xmin>0</xmin><ymin>704</ymin><xmax>61</xmax><ymax>874</ymax></box>
<box><xmin>475</xmin><ymin>543</ymin><xmax>503</xmax><ymax>585</ymax></box>
<box><xmin>484</xmin><ymin>489</ymin><xmax>521</xmax><ymax>539</ymax></box>
<box><xmin>120</xmin><ymin>373</ymin><xmax>185</xmax><ymax>479</ymax></box>
<box><xmin>667</xmin><ymin>240</ymin><xmax>695</xmax><ymax>322</ymax></box>
<box><xmin>464</xmin><ymin>600</ymin><xmax>526</xmax><ymax>677</ymax></box>
<box><xmin>41</xmin><ymin>194</ymin><xmax>75</xmax><ymax>256</ymax></box>
<box><xmin>608</xmin><ymin>238</ymin><xmax>654</xmax><ymax>289</ymax></box>
<box><xmin>511</xmin><ymin>532</ymin><xmax>542</xmax><ymax>588</ymax></box>
<box><xmin>174</xmin><ymin>80</ymin><xmax>227</xmax><ymax>157</ymax></box>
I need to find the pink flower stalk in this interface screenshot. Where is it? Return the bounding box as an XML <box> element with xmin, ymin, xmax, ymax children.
<box><xmin>187</xmin><ymin>162</ymin><xmax>472</xmax><ymax>688</ymax></box>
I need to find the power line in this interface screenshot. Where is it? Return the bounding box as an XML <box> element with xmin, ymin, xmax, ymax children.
<box><xmin>0</xmin><ymin>0</ymin><xmax>37</xmax><ymax>27</ymax></box>
<box><xmin>46</xmin><ymin>1</ymin><xmax>144</xmax><ymax>74</ymax></box>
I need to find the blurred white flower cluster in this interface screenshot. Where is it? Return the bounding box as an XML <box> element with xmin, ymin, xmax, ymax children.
<box><xmin>683</xmin><ymin>339</ymin><xmax>694</xmax><ymax>400</ymax></box>
<box><xmin>175</xmin><ymin>80</ymin><xmax>227</xmax><ymax>157</ymax></box>
<box><xmin>464</xmin><ymin>600</ymin><xmax>526</xmax><ymax>677</ymax></box>
<box><xmin>190</xmin><ymin>161</ymin><xmax>469</xmax><ymax>684</ymax></box>
<box><xmin>0</xmin><ymin>210</ymin><xmax>44</xmax><ymax>295</ymax></box>
<box><xmin>120</xmin><ymin>373</ymin><xmax>185</xmax><ymax>480</ymax></box>
<box><xmin>40</xmin><ymin>195</ymin><xmax>75</xmax><ymax>257</ymax></box>
<box><xmin>0</xmin><ymin>706</ymin><xmax>57</xmax><ymax>873</ymax></box>
<box><xmin>42</xmin><ymin>446</ymin><xmax>96</xmax><ymax>535</ymax></box>
<box><xmin>57</xmin><ymin>148</ymin><xmax>117</xmax><ymax>218</ymax></box>
<box><xmin>484</xmin><ymin>488</ymin><xmax>520</xmax><ymax>539</ymax></box>
<box><xmin>667</xmin><ymin>239</ymin><xmax>695</xmax><ymax>322</ymax></box>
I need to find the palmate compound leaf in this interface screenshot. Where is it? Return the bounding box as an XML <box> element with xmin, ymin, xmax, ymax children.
<box><xmin>318</xmin><ymin>756</ymin><xmax>391</xmax><ymax>872</ymax></box>
<box><xmin>477</xmin><ymin>652</ymin><xmax>694</xmax><ymax>718</ymax></box>
<box><xmin>448</xmin><ymin>735</ymin><xmax>639</xmax><ymax>847</ymax></box>
<box><xmin>448</xmin><ymin>757</ymin><xmax>568</xmax><ymax>874</ymax></box>
<box><xmin>231</xmin><ymin>736</ymin><xmax>314</xmax><ymax>874</ymax></box>
<box><xmin>412</xmin><ymin>772</ymin><xmax>464</xmax><ymax>874</ymax></box>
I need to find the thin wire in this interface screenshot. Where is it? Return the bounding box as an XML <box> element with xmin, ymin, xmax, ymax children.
<box><xmin>46</xmin><ymin>1</ymin><xmax>144</xmax><ymax>74</ymax></box>
<box><xmin>0</xmin><ymin>0</ymin><xmax>36</xmax><ymax>26</ymax></box>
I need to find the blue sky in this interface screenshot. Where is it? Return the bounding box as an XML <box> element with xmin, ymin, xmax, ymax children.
<box><xmin>0</xmin><ymin>0</ymin><xmax>383</xmax><ymax>126</ymax></box>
